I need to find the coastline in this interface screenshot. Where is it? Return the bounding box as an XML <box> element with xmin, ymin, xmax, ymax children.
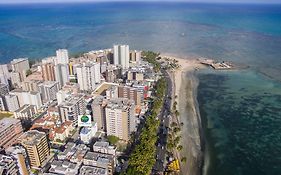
<box><xmin>162</xmin><ymin>55</ymin><xmax>205</xmax><ymax>175</ymax></box>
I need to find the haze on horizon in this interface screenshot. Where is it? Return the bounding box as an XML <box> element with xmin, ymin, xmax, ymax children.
<box><xmin>0</xmin><ymin>0</ymin><xmax>281</xmax><ymax>4</ymax></box>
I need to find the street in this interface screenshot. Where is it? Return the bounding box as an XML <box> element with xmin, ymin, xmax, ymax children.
<box><xmin>152</xmin><ymin>69</ymin><xmax>173</xmax><ymax>174</ymax></box>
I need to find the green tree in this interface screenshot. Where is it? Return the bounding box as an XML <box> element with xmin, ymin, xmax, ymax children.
<box><xmin>107</xmin><ymin>135</ymin><xmax>119</xmax><ymax>145</ymax></box>
<box><xmin>171</xmin><ymin>122</ymin><xmax>177</xmax><ymax>128</ymax></box>
<box><xmin>175</xmin><ymin>110</ymin><xmax>180</xmax><ymax>117</ymax></box>
<box><xmin>26</xmin><ymin>69</ymin><xmax>32</xmax><ymax>76</ymax></box>
<box><xmin>177</xmin><ymin>145</ymin><xmax>183</xmax><ymax>151</ymax></box>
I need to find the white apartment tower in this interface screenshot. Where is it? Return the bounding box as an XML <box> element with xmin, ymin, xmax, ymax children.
<box><xmin>4</xmin><ymin>94</ymin><xmax>20</xmax><ymax>112</ymax></box>
<box><xmin>38</xmin><ymin>81</ymin><xmax>60</xmax><ymax>103</ymax></box>
<box><xmin>76</xmin><ymin>62</ymin><xmax>100</xmax><ymax>91</ymax></box>
<box><xmin>10</xmin><ymin>58</ymin><xmax>29</xmax><ymax>81</ymax></box>
<box><xmin>113</xmin><ymin>45</ymin><xmax>129</xmax><ymax>69</ymax></box>
<box><xmin>56</xmin><ymin>49</ymin><xmax>69</xmax><ymax>65</ymax></box>
<box><xmin>55</xmin><ymin>64</ymin><xmax>69</xmax><ymax>87</ymax></box>
<box><xmin>105</xmin><ymin>98</ymin><xmax>136</xmax><ymax>141</ymax></box>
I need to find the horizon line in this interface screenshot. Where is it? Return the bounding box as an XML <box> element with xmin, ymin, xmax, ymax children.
<box><xmin>1</xmin><ymin>0</ymin><xmax>281</xmax><ymax>5</ymax></box>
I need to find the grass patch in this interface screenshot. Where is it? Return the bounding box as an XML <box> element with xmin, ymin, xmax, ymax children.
<box><xmin>0</xmin><ymin>112</ymin><xmax>13</xmax><ymax>120</ymax></box>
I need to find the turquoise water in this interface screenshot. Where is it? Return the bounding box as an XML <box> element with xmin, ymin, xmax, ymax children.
<box><xmin>198</xmin><ymin>70</ymin><xmax>281</xmax><ymax>175</ymax></box>
<box><xmin>1</xmin><ymin>2</ymin><xmax>281</xmax><ymax>175</ymax></box>
<box><xmin>0</xmin><ymin>3</ymin><xmax>281</xmax><ymax>81</ymax></box>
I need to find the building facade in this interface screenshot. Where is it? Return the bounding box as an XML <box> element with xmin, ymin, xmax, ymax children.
<box><xmin>41</xmin><ymin>63</ymin><xmax>56</xmax><ymax>81</ymax></box>
<box><xmin>10</xmin><ymin>58</ymin><xmax>29</xmax><ymax>81</ymax></box>
<box><xmin>56</xmin><ymin>49</ymin><xmax>69</xmax><ymax>65</ymax></box>
<box><xmin>105</xmin><ymin>98</ymin><xmax>136</xmax><ymax>141</ymax></box>
<box><xmin>113</xmin><ymin>45</ymin><xmax>129</xmax><ymax>69</ymax></box>
<box><xmin>38</xmin><ymin>81</ymin><xmax>60</xmax><ymax>103</ymax></box>
<box><xmin>19</xmin><ymin>130</ymin><xmax>50</xmax><ymax>169</ymax></box>
<box><xmin>0</xmin><ymin>118</ymin><xmax>23</xmax><ymax>149</ymax></box>
<box><xmin>76</xmin><ymin>62</ymin><xmax>101</xmax><ymax>91</ymax></box>
<box><xmin>58</xmin><ymin>94</ymin><xmax>86</xmax><ymax>125</ymax></box>
<box><xmin>55</xmin><ymin>64</ymin><xmax>69</xmax><ymax>87</ymax></box>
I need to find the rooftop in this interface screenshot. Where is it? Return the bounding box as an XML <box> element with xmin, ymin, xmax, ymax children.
<box><xmin>0</xmin><ymin>154</ymin><xmax>14</xmax><ymax>167</ymax></box>
<box><xmin>20</xmin><ymin>130</ymin><xmax>46</xmax><ymax>146</ymax></box>
<box><xmin>106</xmin><ymin>98</ymin><xmax>135</xmax><ymax>111</ymax></box>
<box><xmin>79</xmin><ymin>165</ymin><xmax>107</xmax><ymax>175</ymax></box>
<box><xmin>59</xmin><ymin>94</ymin><xmax>85</xmax><ymax>108</ymax></box>
<box><xmin>10</xmin><ymin>58</ymin><xmax>28</xmax><ymax>64</ymax></box>
<box><xmin>14</xmin><ymin>104</ymin><xmax>36</xmax><ymax>113</ymax></box>
<box><xmin>84</xmin><ymin>151</ymin><xmax>114</xmax><ymax>164</ymax></box>
<box><xmin>0</xmin><ymin>118</ymin><xmax>21</xmax><ymax>133</ymax></box>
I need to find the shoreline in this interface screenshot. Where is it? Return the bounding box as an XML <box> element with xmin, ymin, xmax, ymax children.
<box><xmin>161</xmin><ymin>54</ymin><xmax>206</xmax><ymax>175</ymax></box>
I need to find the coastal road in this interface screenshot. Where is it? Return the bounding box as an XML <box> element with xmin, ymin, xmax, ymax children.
<box><xmin>153</xmin><ymin>69</ymin><xmax>173</xmax><ymax>174</ymax></box>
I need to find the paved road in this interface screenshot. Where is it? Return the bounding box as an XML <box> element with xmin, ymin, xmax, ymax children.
<box><xmin>153</xmin><ymin>69</ymin><xmax>173</xmax><ymax>174</ymax></box>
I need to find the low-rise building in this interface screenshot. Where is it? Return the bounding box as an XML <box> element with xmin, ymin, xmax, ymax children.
<box><xmin>49</xmin><ymin>160</ymin><xmax>81</xmax><ymax>175</ymax></box>
<box><xmin>80</xmin><ymin>123</ymin><xmax>98</xmax><ymax>144</ymax></box>
<box><xmin>83</xmin><ymin>151</ymin><xmax>115</xmax><ymax>175</ymax></box>
<box><xmin>52</xmin><ymin>121</ymin><xmax>74</xmax><ymax>142</ymax></box>
<box><xmin>57</xmin><ymin>142</ymin><xmax>76</xmax><ymax>160</ymax></box>
<box><xmin>93</xmin><ymin>141</ymin><xmax>116</xmax><ymax>156</ymax></box>
<box><xmin>79</xmin><ymin>165</ymin><xmax>107</xmax><ymax>175</ymax></box>
<box><xmin>69</xmin><ymin>144</ymin><xmax>89</xmax><ymax>163</ymax></box>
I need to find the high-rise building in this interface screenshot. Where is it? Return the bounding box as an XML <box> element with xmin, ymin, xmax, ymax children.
<box><xmin>113</xmin><ymin>45</ymin><xmax>129</xmax><ymax>69</ymax></box>
<box><xmin>10</xmin><ymin>90</ymin><xmax>42</xmax><ymax>109</ymax></box>
<box><xmin>0</xmin><ymin>154</ymin><xmax>19</xmax><ymax>175</ymax></box>
<box><xmin>0</xmin><ymin>83</ymin><xmax>9</xmax><ymax>96</ymax></box>
<box><xmin>4</xmin><ymin>94</ymin><xmax>20</xmax><ymax>112</ymax></box>
<box><xmin>42</xmin><ymin>56</ymin><xmax>56</xmax><ymax>64</ymax></box>
<box><xmin>10</xmin><ymin>58</ymin><xmax>29</xmax><ymax>81</ymax></box>
<box><xmin>41</xmin><ymin>63</ymin><xmax>55</xmax><ymax>81</ymax></box>
<box><xmin>19</xmin><ymin>130</ymin><xmax>50</xmax><ymax>169</ymax></box>
<box><xmin>55</xmin><ymin>64</ymin><xmax>69</xmax><ymax>87</ymax></box>
<box><xmin>0</xmin><ymin>118</ymin><xmax>23</xmax><ymax>149</ymax></box>
<box><xmin>21</xmin><ymin>80</ymin><xmax>41</xmax><ymax>92</ymax></box>
<box><xmin>38</xmin><ymin>81</ymin><xmax>60</xmax><ymax>103</ymax></box>
<box><xmin>0</xmin><ymin>83</ymin><xmax>9</xmax><ymax>111</ymax></box>
<box><xmin>6</xmin><ymin>146</ymin><xmax>30</xmax><ymax>175</ymax></box>
<box><xmin>129</xmin><ymin>50</ymin><xmax>141</xmax><ymax>63</ymax></box>
<box><xmin>91</xmin><ymin>96</ymin><xmax>107</xmax><ymax>131</ymax></box>
<box><xmin>0</xmin><ymin>64</ymin><xmax>10</xmax><ymax>77</ymax></box>
<box><xmin>104</xmin><ymin>65</ymin><xmax>122</xmax><ymax>83</ymax></box>
<box><xmin>76</xmin><ymin>62</ymin><xmax>100</xmax><ymax>91</ymax></box>
<box><xmin>105</xmin><ymin>98</ymin><xmax>136</xmax><ymax>141</ymax></box>
<box><xmin>118</xmin><ymin>86</ymin><xmax>142</xmax><ymax>106</ymax></box>
<box><xmin>58</xmin><ymin>94</ymin><xmax>86</xmax><ymax>125</ymax></box>
<box><xmin>0</xmin><ymin>64</ymin><xmax>10</xmax><ymax>85</ymax></box>
<box><xmin>106</xmin><ymin>85</ymin><xmax>118</xmax><ymax>99</ymax></box>
<box><xmin>56</xmin><ymin>49</ymin><xmax>69</xmax><ymax>65</ymax></box>
<box><xmin>10</xmin><ymin>72</ymin><xmax>21</xmax><ymax>88</ymax></box>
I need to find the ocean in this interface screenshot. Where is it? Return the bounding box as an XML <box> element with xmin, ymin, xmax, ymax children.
<box><xmin>1</xmin><ymin>2</ymin><xmax>281</xmax><ymax>175</ymax></box>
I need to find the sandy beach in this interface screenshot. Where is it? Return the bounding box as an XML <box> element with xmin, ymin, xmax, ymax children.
<box><xmin>161</xmin><ymin>54</ymin><xmax>206</xmax><ymax>175</ymax></box>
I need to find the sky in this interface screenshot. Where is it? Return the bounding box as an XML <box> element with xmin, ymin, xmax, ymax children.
<box><xmin>0</xmin><ymin>0</ymin><xmax>281</xmax><ymax>4</ymax></box>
